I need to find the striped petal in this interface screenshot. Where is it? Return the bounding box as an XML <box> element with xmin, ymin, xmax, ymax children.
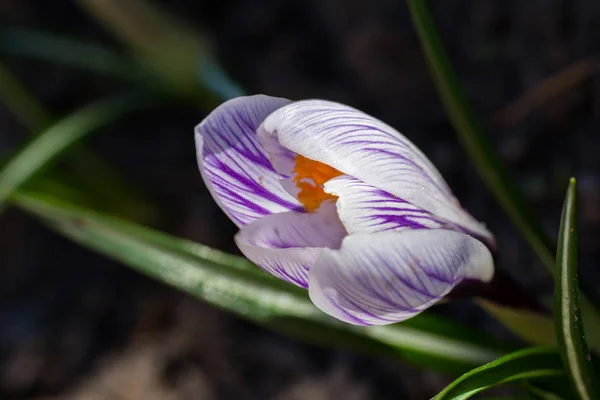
<box><xmin>195</xmin><ymin>95</ymin><xmax>301</xmax><ymax>227</ymax></box>
<box><xmin>262</xmin><ymin>100</ymin><xmax>493</xmax><ymax>243</ymax></box>
<box><xmin>308</xmin><ymin>229</ymin><xmax>494</xmax><ymax>325</ymax></box>
<box><xmin>235</xmin><ymin>203</ymin><xmax>347</xmax><ymax>287</ymax></box>
<box><xmin>325</xmin><ymin>175</ymin><xmax>456</xmax><ymax>234</ymax></box>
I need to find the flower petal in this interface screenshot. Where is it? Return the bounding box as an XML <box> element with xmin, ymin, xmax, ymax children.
<box><xmin>235</xmin><ymin>203</ymin><xmax>347</xmax><ymax>287</ymax></box>
<box><xmin>262</xmin><ymin>100</ymin><xmax>493</xmax><ymax>243</ymax></box>
<box><xmin>325</xmin><ymin>174</ymin><xmax>457</xmax><ymax>234</ymax></box>
<box><xmin>308</xmin><ymin>229</ymin><xmax>494</xmax><ymax>325</ymax></box>
<box><xmin>195</xmin><ymin>95</ymin><xmax>301</xmax><ymax>227</ymax></box>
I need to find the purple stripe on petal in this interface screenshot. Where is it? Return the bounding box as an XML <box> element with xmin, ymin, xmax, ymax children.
<box><xmin>235</xmin><ymin>203</ymin><xmax>347</xmax><ymax>287</ymax></box>
<box><xmin>308</xmin><ymin>229</ymin><xmax>494</xmax><ymax>326</ymax></box>
<box><xmin>195</xmin><ymin>95</ymin><xmax>302</xmax><ymax>227</ymax></box>
<box><xmin>325</xmin><ymin>175</ymin><xmax>459</xmax><ymax>234</ymax></box>
<box><xmin>263</xmin><ymin>100</ymin><xmax>495</xmax><ymax>246</ymax></box>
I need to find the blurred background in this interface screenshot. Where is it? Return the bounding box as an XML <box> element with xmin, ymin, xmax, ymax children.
<box><xmin>1</xmin><ymin>0</ymin><xmax>600</xmax><ymax>399</ymax></box>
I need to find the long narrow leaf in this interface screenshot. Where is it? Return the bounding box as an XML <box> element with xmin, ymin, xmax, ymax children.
<box><xmin>0</xmin><ymin>92</ymin><xmax>152</xmax><ymax>210</ymax></box>
<box><xmin>526</xmin><ymin>379</ymin><xmax>578</xmax><ymax>400</ymax></box>
<box><xmin>11</xmin><ymin>189</ymin><xmax>515</xmax><ymax>374</ymax></box>
<box><xmin>405</xmin><ymin>0</ymin><xmax>553</xmax><ymax>271</ymax></box>
<box><xmin>555</xmin><ymin>178</ymin><xmax>599</xmax><ymax>400</ymax></box>
<box><xmin>476</xmin><ymin>299</ymin><xmax>556</xmax><ymax>347</ymax></box>
<box><xmin>76</xmin><ymin>0</ymin><xmax>243</xmax><ymax>104</ymax></box>
<box><xmin>477</xmin><ymin>398</ymin><xmax>531</xmax><ymax>400</ymax></box>
<box><xmin>528</xmin><ymin>388</ymin><xmax>570</xmax><ymax>400</ymax></box>
<box><xmin>0</xmin><ymin>60</ymin><xmax>53</xmax><ymax>131</ymax></box>
<box><xmin>405</xmin><ymin>0</ymin><xmax>600</xmax><ymax>347</ymax></box>
<box><xmin>432</xmin><ymin>348</ymin><xmax>564</xmax><ymax>400</ymax></box>
<box><xmin>0</xmin><ymin>26</ymin><xmax>137</xmax><ymax>80</ymax></box>
<box><xmin>0</xmin><ymin>63</ymin><xmax>158</xmax><ymax>221</ymax></box>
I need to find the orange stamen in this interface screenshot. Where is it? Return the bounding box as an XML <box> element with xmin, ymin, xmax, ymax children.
<box><xmin>292</xmin><ymin>154</ymin><xmax>342</xmax><ymax>212</ymax></box>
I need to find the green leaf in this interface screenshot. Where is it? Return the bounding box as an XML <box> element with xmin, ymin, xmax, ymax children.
<box><xmin>0</xmin><ymin>26</ymin><xmax>137</xmax><ymax>80</ymax></box>
<box><xmin>0</xmin><ymin>92</ymin><xmax>152</xmax><ymax>211</ymax></box>
<box><xmin>405</xmin><ymin>0</ymin><xmax>552</xmax><ymax>271</ymax></box>
<box><xmin>555</xmin><ymin>178</ymin><xmax>600</xmax><ymax>400</ymax></box>
<box><xmin>529</xmin><ymin>390</ymin><xmax>570</xmax><ymax>400</ymax></box>
<box><xmin>476</xmin><ymin>299</ymin><xmax>556</xmax><ymax>347</ymax></box>
<box><xmin>432</xmin><ymin>347</ymin><xmax>564</xmax><ymax>400</ymax></box>
<box><xmin>476</xmin><ymin>398</ymin><xmax>531</xmax><ymax>400</ymax></box>
<box><xmin>405</xmin><ymin>0</ymin><xmax>600</xmax><ymax>349</ymax></box>
<box><xmin>0</xmin><ymin>60</ymin><xmax>53</xmax><ymax>131</ymax></box>
<box><xmin>11</xmin><ymin>189</ymin><xmax>516</xmax><ymax>374</ymax></box>
<box><xmin>527</xmin><ymin>378</ymin><xmax>577</xmax><ymax>400</ymax></box>
<box><xmin>75</xmin><ymin>0</ymin><xmax>243</xmax><ymax>104</ymax></box>
<box><xmin>0</xmin><ymin>61</ymin><xmax>159</xmax><ymax>222</ymax></box>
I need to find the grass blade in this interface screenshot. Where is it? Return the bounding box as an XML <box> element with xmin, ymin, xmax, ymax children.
<box><xmin>0</xmin><ymin>60</ymin><xmax>53</xmax><ymax>131</ymax></box>
<box><xmin>0</xmin><ymin>92</ymin><xmax>152</xmax><ymax>211</ymax></box>
<box><xmin>76</xmin><ymin>0</ymin><xmax>243</xmax><ymax>104</ymax></box>
<box><xmin>555</xmin><ymin>178</ymin><xmax>599</xmax><ymax>400</ymax></box>
<box><xmin>432</xmin><ymin>347</ymin><xmax>564</xmax><ymax>400</ymax></box>
<box><xmin>0</xmin><ymin>26</ymin><xmax>137</xmax><ymax>80</ymax></box>
<box><xmin>405</xmin><ymin>0</ymin><xmax>600</xmax><ymax>346</ymax></box>
<box><xmin>526</xmin><ymin>378</ymin><xmax>580</xmax><ymax>400</ymax></box>
<box><xmin>0</xmin><ymin>62</ymin><xmax>158</xmax><ymax>221</ymax></box>
<box><xmin>476</xmin><ymin>299</ymin><xmax>556</xmax><ymax>347</ymax></box>
<box><xmin>527</xmin><ymin>385</ymin><xmax>571</xmax><ymax>400</ymax></box>
<box><xmin>406</xmin><ymin>0</ymin><xmax>552</xmax><ymax>273</ymax></box>
<box><xmin>11</xmin><ymin>189</ymin><xmax>515</xmax><ymax>374</ymax></box>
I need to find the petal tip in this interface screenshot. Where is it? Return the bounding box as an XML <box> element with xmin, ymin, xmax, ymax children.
<box><xmin>193</xmin><ymin>94</ymin><xmax>299</xmax><ymax>227</ymax></box>
<box><xmin>308</xmin><ymin>229</ymin><xmax>494</xmax><ymax>325</ymax></box>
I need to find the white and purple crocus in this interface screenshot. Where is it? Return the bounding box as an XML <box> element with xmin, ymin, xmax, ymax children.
<box><xmin>195</xmin><ymin>95</ymin><xmax>496</xmax><ymax>326</ymax></box>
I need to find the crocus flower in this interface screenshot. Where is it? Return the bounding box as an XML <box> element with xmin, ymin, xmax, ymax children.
<box><xmin>195</xmin><ymin>95</ymin><xmax>495</xmax><ymax>326</ymax></box>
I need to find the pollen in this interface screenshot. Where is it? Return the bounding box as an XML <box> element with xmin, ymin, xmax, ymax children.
<box><xmin>293</xmin><ymin>154</ymin><xmax>342</xmax><ymax>212</ymax></box>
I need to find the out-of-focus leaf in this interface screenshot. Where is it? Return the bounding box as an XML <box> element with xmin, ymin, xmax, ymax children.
<box><xmin>527</xmin><ymin>378</ymin><xmax>577</xmax><ymax>400</ymax></box>
<box><xmin>0</xmin><ymin>92</ymin><xmax>152</xmax><ymax>211</ymax></box>
<box><xmin>0</xmin><ymin>62</ymin><xmax>158</xmax><ymax>222</ymax></box>
<box><xmin>528</xmin><ymin>388</ymin><xmax>569</xmax><ymax>400</ymax></box>
<box><xmin>405</xmin><ymin>0</ymin><xmax>552</xmax><ymax>270</ymax></box>
<box><xmin>76</xmin><ymin>0</ymin><xmax>243</xmax><ymax>105</ymax></box>
<box><xmin>405</xmin><ymin>0</ymin><xmax>600</xmax><ymax>348</ymax></box>
<box><xmin>0</xmin><ymin>60</ymin><xmax>52</xmax><ymax>131</ymax></box>
<box><xmin>478</xmin><ymin>398</ymin><xmax>536</xmax><ymax>400</ymax></box>
<box><xmin>0</xmin><ymin>26</ymin><xmax>138</xmax><ymax>80</ymax></box>
<box><xmin>555</xmin><ymin>178</ymin><xmax>599</xmax><ymax>400</ymax></box>
<box><xmin>11</xmin><ymin>189</ymin><xmax>517</xmax><ymax>374</ymax></box>
<box><xmin>432</xmin><ymin>348</ymin><xmax>564</xmax><ymax>400</ymax></box>
<box><xmin>477</xmin><ymin>299</ymin><xmax>556</xmax><ymax>347</ymax></box>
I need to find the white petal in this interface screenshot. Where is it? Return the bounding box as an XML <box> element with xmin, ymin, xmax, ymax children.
<box><xmin>308</xmin><ymin>229</ymin><xmax>494</xmax><ymax>325</ymax></box>
<box><xmin>325</xmin><ymin>175</ymin><xmax>456</xmax><ymax>234</ymax></box>
<box><xmin>235</xmin><ymin>203</ymin><xmax>347</xmax><ymax>287</ymax></box>
<box><xmin>262</xmin><ymin>100</ymin><xmax>494</xmax><ymax>243</ymax></box>
<box><xmin>195</xmin><ymin>95</ymin><xmax>301</xmax><ymax>227</ymax></box>
<box><xmin>257</xmin><ymin>122</ymin><xmax>297</xmax><ymax>178</ymax></box>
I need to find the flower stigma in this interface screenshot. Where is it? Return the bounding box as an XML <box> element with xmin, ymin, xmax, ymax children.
<box><xmin>292</xmin><ymin>154</ymin><xmax>342</xmax><ymax>212</ymax></box>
